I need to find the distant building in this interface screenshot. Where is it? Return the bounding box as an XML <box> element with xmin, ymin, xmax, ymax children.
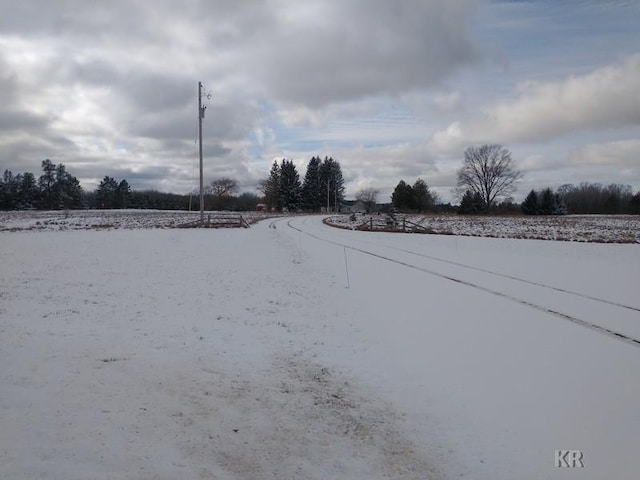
<box><xmin>342</xmin><ymin>200</ymin><xmax>376</xmax><ymax>213</ymax></box>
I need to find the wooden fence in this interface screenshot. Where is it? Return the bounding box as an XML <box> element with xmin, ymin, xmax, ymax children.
<box><xmin>177</xmin><ymin>214</ymin><xmax>250</xmax><ymax>229</ymax></box>
<box><xmin>355</xmin><ymin>215</ymin><xmax>433</xmax><ymax>233</ymax></box>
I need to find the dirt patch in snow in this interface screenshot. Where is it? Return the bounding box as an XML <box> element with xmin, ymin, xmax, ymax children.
<box><xmin>163</xmin><ymin>353</ymin><xmax>442</xmax><ymax>480</ymax></box>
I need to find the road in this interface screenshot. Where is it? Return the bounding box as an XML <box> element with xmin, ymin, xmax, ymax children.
<box><xmin>273</xmin><ymin>215</ymin><xmax>640</xmax><ymax>479</ymax></box>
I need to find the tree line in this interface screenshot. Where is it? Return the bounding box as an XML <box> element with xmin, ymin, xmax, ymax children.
<box><xmin>1</xmin><ymin>160</ymin><xmax>83</xmax><ymax>210</ymax></box>
<box><xmin>453</xmin><ymin>144</ymin><xmax>640</xmax><ymax>214</ymax></box>
<box><xmin>258</xmin><ymin>156</ymin><xmax>345</xmax><ymax>212</ymax></box>
<box><xmin>522</xmin><ymin>183</ymin><xmax>640</xmax><ymax>215</ymax></box>
<box><xmin>0</xmin><ymin>163</ymin><xmax>244</xmax><ymax>211</ymax></box>
<box><xmin>0</xmin><ymin>156</ymin><xmax>346</xmax><ymax>212</ymax></box>
<box><xmin>3</xmin><ymin>150</ymin><xmax>639</xmax><ymax>215</ymax></box>
<box><xmin>387</xmin><ymin>144</ymin><xmax>640</xmax><ymax>215</ymax></box>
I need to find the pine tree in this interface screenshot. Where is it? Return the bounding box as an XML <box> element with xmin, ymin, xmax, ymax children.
<box><xmin>318</xmin><ymin>157</ymin><xmax>345</xmax><ymax>212</ymax></box>
<box><xmin>521</xmin><ymin>189</ymin><xmax>539</xmax><ymax>215</ymax></box>
<box><xmin>0</xmin><ymin>172</ymin><xmax>6</xmax><ymax>209</ymax></box>
<box><xmin>279</xmin><ymin>159</ymin><xmax>302</xmax><ymax>212</ymax></box>
<box><xmin>38</xmin><ymin>159</ymin><xmax>57</xmax><ymax>209</ymax></box>
<box><xmin>115</xmin><ymin>180</ymin><xmax>131</xmax><ymax>209</ymax></box>
<box><xmin>458</xmin><ymin>189</ymin><xmax>485</xmax><ymax>214</ymax></box>
<box><xmin>1</xmin><ymin>170</ymin><xmax>20</xmax><ymax>210</ymax></box>
<box><xmin>472</xmin><ymin>191</ymin><xmax>485</xmax><ymax>212</ymax></box>
<box><xmin>539</xmin><ymin>188</ymin><xmax>556</xmax><ymax>215</ymax></box>
<box><xmin>458</xmin><ymin>190</ymin><xmax>474</xmax><ymax>214</ymax></box>
<box><xmin>391</xmin><ymin>180</ymin><xmax>416</xmax><ymax>211</ymax></box>
<box><xmin>261</xmin><ymin>161</ymin><xmax>282</xmax><ymax>211</ymax></box>
<box><xmin>97</xmin><ymin>176</ymin><xmax>119</xmax><ymax>208</ymax></box>
<box><xmin>54</xmin><ymin>163</ymin><xmax>82</xmax><ymax>209</ymax></box>
<box><xmin>554</xmin><ymin>192</ymin><xmax>567</xmax><ymax>215</ymax></box>
<box><xmin>301</xmin><ymin>156</ymin><xmax>323</xmax><ymax>211</ymax></box>
<box><xmin>413</xmin><ymin>178</ymin><xmax>433</xmax><ymax>212</ymax></box>
<box><xmin>19</xmin><ymin>172</ymin><xmax>40</xmax><ymax>209</ymax></box>
<box><xmin>629</xmin><ymin>192</ymin><xmax>640</xmax><ymax>215</ymax></box>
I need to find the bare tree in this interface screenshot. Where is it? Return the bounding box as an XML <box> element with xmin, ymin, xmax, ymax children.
<box><xmin>355</xmin><ymin>187</ymin><xmax>379</xmax><ymax>213</ymax></box>
<box><xmin>457</xmin><ymin>144</ymin><xmax>521</xmax><ymax>209</ymax></box>
<box><xmin>207</xmin><ymin>177</ymin><xmax>238</xmax><ymax>197</ymax></box>
<box><xmin>206</xmin><ymin>177</ymin><xmax>238</xmax><ymax>210</ymax></box>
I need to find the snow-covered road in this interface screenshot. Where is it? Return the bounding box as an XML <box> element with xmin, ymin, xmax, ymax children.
<box><xmin>1</xmin><ymin>216</ymin><xmax>639</xmax><ymax>479</ymax></box>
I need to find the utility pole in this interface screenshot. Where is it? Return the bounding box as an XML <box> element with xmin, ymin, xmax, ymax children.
<box><xmin>326</xmin><ymin>179</ymin><xmax>330</xmax><ymax>213</ymax></box>
<box><xmin>198</xmin><ymin>81</ymin><xmax>205</xmax><ymax>224</ymax></box>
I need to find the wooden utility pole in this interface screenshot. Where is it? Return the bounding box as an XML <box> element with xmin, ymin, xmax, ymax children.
<box><xmin>198</xmin><ymin>81</ymin><xmax>205</xmax><ymax>223</ymax></box>
<box><xmin>326</xmin><ymin>179</ymin><xmax>330</xmax><ymax>213</ymax></box>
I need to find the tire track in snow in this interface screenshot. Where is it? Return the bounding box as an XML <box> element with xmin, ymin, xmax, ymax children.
<box><xmin>287</xmin><ymin>218</ymin><xmax>640</xmax><ymax>349</ymax></box>
<box><xmin>349</xmin><ymin>237</ymin><xmax>640</xmax><ymax>313</ymax></box>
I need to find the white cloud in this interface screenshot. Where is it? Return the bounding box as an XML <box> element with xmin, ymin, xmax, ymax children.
<box><xmin>472</xmin><ymin>54</ymin><xmax>640</xmax><ymax>143</ymax></box>
<box><xmin>430</xmin><ymin>122</ymin><xmax>464</xmax><ymax>152</ymax></box>
<box><xmin>1</xmin><ymin>0</ymin><xmax>638</xmax><ymax>199</ymax></box>
<box><xmin>568</xmin><ymin>139</ymin><xmax>640</xmax><ymax>167</ymax></box>
<box><xmin>432</xmin><ymin>91</ymin><xmax>463</xmax><ymax>112</ymax></box>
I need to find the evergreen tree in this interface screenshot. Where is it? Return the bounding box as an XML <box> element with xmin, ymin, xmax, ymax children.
<box><xmin>301</xmin><ymin>156</ymin><xmax>323</xmax><ymax>211</ymax></box>
<box><xmin>115</xmin><ymin>179</ymin><xmax>131</xmax><ymax>209</ymax></box>
<box><xmin>458</xmin><ymin>189</ymin><xmax>485</xmax><ymax>214</ymax></box>
<box><xmin>539</xmin><ymin>188</ymin><xmax>556</xmax><ymax>215</ymax></box>
<box><xmin>38</xmin><ymin>159</ymin><xmax>57</xmax><ymax>209</ymax></box>
<box><xmin>34</xmin><ymin>160</ymin><xmax>82</xmax><ymax>210</ymax></box>
<box><xmin>458</xmin><ymin>189</ymin><xmax>474</xmax><ymax>214</ymax></box>
<box><xmin>54</xmin><ymin>163</ymin><xmax>82</xmax><ymax>209</ymax></box>
<box><xmin>413</xmin><ymin>178</ymin><xmax>434</xmax><ymax>212</ymax></box>
<box><xmin>391</xmin><ymin>180</ymin><xmax>416</xmax><ymax>211</ymax></box>
<box><xmin>0</xmin><ymin>172</ymin><xmax>5</xmax><ymax>209</ymax></box>
<box><xmin>279</xmin><ymin>159</ymin><xmax>302</xmax><ymax>211</ymax></box>
<box><xmin>19</xmin><ymin>172</ymin><xmax>40</xmax><ymax>209</ymax></box>
<box><xmin>1</xmin><ymin>170</ymin><xmax>20</xmax><ymax>210</ymax></box>
<box><xmin>554</xmin><ymin>192</ymin><xmax>567</xmax><ymax>215</ymax></box>
<box><xmin>318</xmin><ymin>156</ymin><xmax>345</xmax><ymax>212</ymax></box>
<box><xmin>96</xmin><ymin>176</ymin><xmax>119</xmax><ymax>208</ymax></box>
<box><xmin>629</xmin><ymin>192</ymin><xmax>640</xmax><ymax>215</ymax></box>
<box><xmin>521</xmin><ymin>189</ymin><xmax>539</xmax><ymax>215</ymax></box>
<box><xmin>472</xmin><ymin>191</ymin><xmax>486</xmax><ymax>212</ymax></box>
<box><xmin>260</xmin><ymin>161</ymin><xmax>281</xmax><ymax>211</ymax></box>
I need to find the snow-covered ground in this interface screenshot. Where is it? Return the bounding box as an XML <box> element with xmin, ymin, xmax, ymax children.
<box><xmin>0</xmin><ymin>210</ymin><xmax>280</xmax><ymax>232</ymax></box>
<box><xmin>1</xmin><ymin>215</ymin><xmax>639</xmax><ymax>479</ymax></box>
<box><xmin>328</xmin><ymin>213</ymin><xmax>640</xmax><ymax>243</ymax></box>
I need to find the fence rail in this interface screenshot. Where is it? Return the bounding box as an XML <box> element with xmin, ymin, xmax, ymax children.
<box><xmin>354</xmin><ymin>215</ymin><xmax>432</xmax><ymax>233</ymax></box>
<box><xmin>177</xmin><ymin>214</ymin><xmax>250</xmax><ymax>229</ymax></box>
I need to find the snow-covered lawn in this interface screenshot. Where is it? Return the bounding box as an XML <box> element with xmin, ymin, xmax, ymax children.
<box><xmin>1</xmin><ymin>215</ymin><xmax>639</xmax><ymax>479</ymax></box>
<box><xmin>327</xmin><ymin>213</ymin><xmax>640</xmax><ymax>243</ymax></box>
<box><xmin>0</xmin><ymin>210</ymin><xmax>281</xmax><ymax>232</ymax></box>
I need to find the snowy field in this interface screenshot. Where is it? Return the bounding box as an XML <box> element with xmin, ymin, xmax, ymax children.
<box><xmin>327</xmin><ymin>213</ymin><xmax>640</xmax><ymax>243</ymax></box>
<box><xmin>0</xmin><ymin>210</ymin><xmax>280</xmax><ymax>232</ymax></box>
<box><xmin>1</xmin><ymin>215</ymin><xmax>639</xmax><ymax>479</ymax></box>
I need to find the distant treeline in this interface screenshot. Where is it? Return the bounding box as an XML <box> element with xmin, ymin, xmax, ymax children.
<box><xmin>0</xmin><ymin>162</ymin><xmax>263</xmax><ymax>211</ymax></box>
<box><xmin>2</xmin><ymin>161</ymin><xmax>640</xmax><ymax>215</ymax></box>
<box><xmin>521</xmin><ymin>183</ymin><xmax>640</xmax><ymax>215</ymax></box>
<box><xmin>1</xmin><ymin>160</ymin><xmax>83</xmax><ymax>210</ymax></box>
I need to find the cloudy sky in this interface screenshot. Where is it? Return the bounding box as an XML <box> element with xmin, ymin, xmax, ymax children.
<box><xmin>1</xmin><ymin>0</ymin><xmax>639</xmax><ymax>203</ymax></box>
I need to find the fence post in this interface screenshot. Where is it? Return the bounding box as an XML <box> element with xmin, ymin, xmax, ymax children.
<box><xmin>370</xmin><ymin>217</ymin><xmax>373</xmax><ymax>231</ymax></box>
